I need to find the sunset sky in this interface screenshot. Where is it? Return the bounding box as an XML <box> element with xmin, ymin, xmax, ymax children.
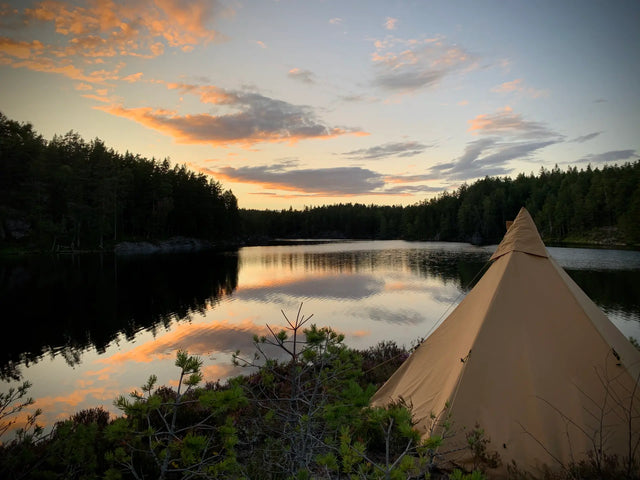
<box><xmin>1</xmin><ymin>0</ymin><xmax>638</xmax><ymax>210</ymax></box>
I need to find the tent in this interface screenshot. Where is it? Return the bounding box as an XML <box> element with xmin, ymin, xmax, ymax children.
<box><xmin>371</xmin><ymin>207</ymin><xmax>640</xmax><ymax>477</ymax></box>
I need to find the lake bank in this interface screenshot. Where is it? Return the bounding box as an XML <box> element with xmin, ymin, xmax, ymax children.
<box><xmin>2</xmin><ymin>229</ymin><xmax>639</xmax><ymax>258</ymax></box>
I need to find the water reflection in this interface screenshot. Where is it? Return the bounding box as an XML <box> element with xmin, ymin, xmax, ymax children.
<box><xmin>0</xmin><ymin>241</ymin><xmax>638</xmax><ymax>437</ymax></box>
<box><xmin>235</xmin><ymin>274</ymin><xmax>386</xmax><ymax>302</ymax></box>
<box><xmin>0</xmin><ymin>252</ymin><xmax>238</xmax><ymax>381</ymax></box>
<box><xmin>564</xmin><ymin>269</ymin><xmax>640</xmax><ymax>318</ymax></box>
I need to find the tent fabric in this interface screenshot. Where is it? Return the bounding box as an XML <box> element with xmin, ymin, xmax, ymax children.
<box><xmin>370</xmin><ymin>207</ymin><xmax>640</xmax><ymax>477</ymax></box>
<box><xmin>489</xmin><ymin>208</ymin><xmax>548</xmax><ymax>260</ymax></box>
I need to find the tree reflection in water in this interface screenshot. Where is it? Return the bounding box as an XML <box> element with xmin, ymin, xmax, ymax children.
<box><xmin>0</xmin><ymin>251</ymin><xmax>238</xmax><ymax>381</ymax></box>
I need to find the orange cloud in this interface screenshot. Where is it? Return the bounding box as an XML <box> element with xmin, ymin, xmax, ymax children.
<box><xmin>493</xmin><ymin>79</ymin><xmax>522</xmax><ymax>93</ymax></box>
<box><xmin>1</xmin><ymin>55</ymin><xmax>99</xmax><ymax>82</ymax></box>
<box><xmin>492</xmin><ymin>79</ymin><xmax>549</xmax><ymax>98</ymax></box>
<box><xmin>349</xmin><ymin>330</ymin><xmax>371</xmax><ymax>338</ymax></box>
<box><xmin>75</xmin><ymin>82</ymin><xmax>93</xmax><ymax>91</ymax></box>
<box><xmin>202</xmin><ymin>363</ymin><xmax>242</xmax><ymax>382</ymax></box>
<box><xmin>25</xmin><ymin>0</ymin><xmax>223</xmax><ymax>49</ymax></box>
<box><xmin>469</xmin><ymin>105</ymin><xmax>513</xmax><ymax>132</ymax></box>
<box><xmin>468</xmin><ymin>106</ymin><xmax>557</xmax><ymax>138</ymax></box>
<box><xmin>371</xmin><ymin>35</ymin><xmax>477</xmax><ymax>94</ymax></box>
<box><xmin>37</xmin><ymin>386</ymin><xmax>114</xmax><ymax>409</ymax></box>
<box><xmin>99</xmin><ymin>319</ymin><xmax>268</xmax><ymax>366</ymax></box>
<box><xmin>0</xmin><ymin>37</ymin><xmax>44</xmax><ymax>59</ymax></box>
<box><xmin>83</xmin><ymin>366</ymin><xmax>115</xmax><ymax>382</ymax></box>
<box><xmin>384</xmin><ymin>17</ymin><xmax>398</xmax><ymax>30</ymax></box>
<box><xmin>82</xmin><ymin>93</ymin><xmax>111</xmax><ymax>103</ymax></box>
<box><xmin>121</xmin><ymin>72</ymin><xmax>143</xmax><ymax>82</ymax></box>
<box><xmin>0</xmin><ymin>0</ymin><xmax>227</xmax><ymax>89</ymax></box>
<box><xmin>151</xmin><ymin>0</ymin><xmax>222</xmax><ymax>47</ymax></box>
<box><xmin>166</xmin><ymin>82</ymin><xmax>237</xmax><ymax>104</ymax></box>
<box><xmin>97</xmin><ymin>87</ymin><xmax>367</xmax><ymax>146</ymax></box>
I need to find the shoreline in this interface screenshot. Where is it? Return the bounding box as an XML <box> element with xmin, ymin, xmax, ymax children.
<box><xmin>1</xmin><ymin>235</ymin><xmax>639</xmax><ymax>258</ymax></box>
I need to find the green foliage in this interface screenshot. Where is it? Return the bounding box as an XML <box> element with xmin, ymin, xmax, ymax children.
<box><xmin>0</xmin><ymin>405</ymin><xmax>113</xmax><ymax>480</ymax></box>
<box><xmin>106</xmin><ymin>349</ymin><xmax>247</xmax><ymax>480</ymax></box>
<box><xmin>449</xmin><ymin>468</ymin><xmax>487</xmax><ymax>480</ymax></box>
<box><xmin>0</xmin><ymin>380</ymin><xmax>41</xmax><ymax>439</ymax></box>
<box><xmin>466</xmin><ymin>423</ymin><xmax>501</xmax><ymax>472</ymax></box>
<box><xmin>0</xmin><ymin>380</ymin><xmax>48</xmax><ymax>479</ymax></box>
<box><xmin>361</xmin><ymin>340</ymin><xmax>411</xmax><ymax>388</ymax></box>
<box><xmin>233</xmin><ymin>304</ymin><xmax>372</xmax><ymax>478</ymax></box>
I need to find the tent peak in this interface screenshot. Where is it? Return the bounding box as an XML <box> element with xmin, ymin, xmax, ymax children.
<box><xmin>490</xmin><ymin>207</ymin><xmax>548</xmax><ymax>260</ymax></box>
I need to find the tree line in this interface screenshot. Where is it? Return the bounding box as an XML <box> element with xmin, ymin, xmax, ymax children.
<box><xmin>241</xmin><ymin>162</ymin><xmax>640</xmax><ymax>246</ymax></box>
<box><xmin>2</xmin><ymin>111</ymin><xmax>638</xmax><ymax>250</ymax></box>
<box><xmin>0</xmin><ymin>112</ymin><xmax>238</xmax><ymax>251</ymax></box>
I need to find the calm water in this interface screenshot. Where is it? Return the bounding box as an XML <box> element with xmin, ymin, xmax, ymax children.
<box><xmin>1</xmin><ymin>240</ymin><xmax>639</xmax><ymax>435</ymax></box>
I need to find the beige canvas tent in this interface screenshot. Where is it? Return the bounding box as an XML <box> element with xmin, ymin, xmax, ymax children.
<box><xmin>371</xmin><ymin>207</ymin><xmax>640</xmax><ymax>477</ymax></box>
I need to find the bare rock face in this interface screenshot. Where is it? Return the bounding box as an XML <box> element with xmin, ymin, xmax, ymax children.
<box><xmin>114</xmin><ymin>237</ymin><xmax>214</xmax><ymax>255</ymax></box>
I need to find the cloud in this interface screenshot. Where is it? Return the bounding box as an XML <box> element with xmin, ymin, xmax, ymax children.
<box><xmin>570</xmin><ymin>131</ymin><xmax>602</xmax><ymax>143</ymax></box>
<box><xmin>121</xmin><ymin>72</ymin><xmax>143</xmax><ymax>83</ymax></box>
<box><xmin>339</xmin><ymin>93</ymin><xmax>379</xmax><ymax>103</ymax></box>
<box><xmin>211</xmin><ymin>162</ymin><xmax>386</xmax><ymax>195</ymax></box>
<box><xmin>103</xmin><ymin>320</ymin><xmax>270</xmax><ymax>366</ymax></box>
<box><xmin>353</xmin><ymin>306</ymin><xmax>426</xmax><ymax>326</ymax></box>
<box><xmin>491</xmin><ymin>78</ymin><xmax>549</xmax><ymax>98</ymax></box>
<box><xmin>205</xmin><ymin>160</ymin><xmax>442</xmax><ymax>197</ymax></box>
<box><xmin>288</xmin><ymin>67</ymin><xmax>315</xmax><ymax>84</ymax></box>
<box><xmin>468</xmin><ymin>106</ymin><xmax>558</xmax><ymax>139</ymax></box>
<box><xmin>384</xmin><ymin>17</ymin><xmax>398</xmax><ymax>30</ymax></box>
<box><xmin>382</xmin><ymin>184</ymin><xmax>444</xmax><ymax>194</ymax></box>
<box><xmin>25</xmin><ymin>0</ymin><xmax>224</xmax><ymax>49</ymax></box>
<box><xmin>371</xmin><ymin>35</ymin><xmax>477</xmax><ymax>94</ymax></box>
<box><xmin>429</xmin><ymin>138</ymin><xmax>562</xmax><ymax>181</ymax></box>
<box><xmin>0</xmin><ymin>50</ymin><xmax>122</xmax><ymax>83</ymax></box>
<box><xmin>384</xmin><ymin>173</ymin><xmax>435</xmax><ymax>184</ymax></box>
<box><xmin>0</xmin><ymin>0</ymin><xmax>228</xmax><ymax>86</ymax></box>
<box><xmin>98</xmin><ymin>83</ymin><xmax>367</xmax><ymax>146</ymax></box>
<box><xmin>74</xmin><ymin>82</ymin><xmax>93</xmax><ymax>91</ymax></box>
<box><xmin>0</xmin><ymin>37</ymin><xmax>44</xmax><ymax>59</ymax></box>
<box><xmin>82</xmin><ymin>93</ymin><xmax>111</xmax><ymax>103</ymax></box>
<box><xmin>430</xmin><ymin>107</ymin><xmax>564</xmax><ymax>181</ymax></box>
<box><xmin>329</xmin><ymin>17</ymin><xmax>343</xmax><ymax>25</ymax></box>
<box><xmin>576</xmin><ymin>150</ymin><xmax>637</xmax><ymax>164</ymax></box>
<box><xmin>256</xmin><ymin>40</ymin><xmax>267</xmax><ymax>48</ymax></box>
<box><xmin>235</xmin><ymin>274</ymin><xmax>385</xmax><ymax>302</ymax></box>
<box><xmin>342</xmin><ymin>141</ymin><xmax>431</xmax><ymax>160</ymax></box>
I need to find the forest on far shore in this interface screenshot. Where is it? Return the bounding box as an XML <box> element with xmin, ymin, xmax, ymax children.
<box><xmin>1</xmin><ymin>111</ymin><xmax>639</xmax><ymax>251</ymax></box>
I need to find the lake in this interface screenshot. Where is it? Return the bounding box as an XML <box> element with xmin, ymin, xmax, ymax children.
<box><xmin>1</xmin><ymin>240</ymin><xmax>639</xmax><ymax>436</ymax></box>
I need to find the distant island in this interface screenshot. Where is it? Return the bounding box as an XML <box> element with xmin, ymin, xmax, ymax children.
<box><xmin>1</xmin><ymin>111</ymin><xmax>639</xmax><ymax>253</ymax></box>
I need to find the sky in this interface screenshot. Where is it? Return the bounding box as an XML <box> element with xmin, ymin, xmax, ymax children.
<box><xmin>1</xmin><ymin>0</ymin><xmax>638</xmax><ymax>210</ymax></box>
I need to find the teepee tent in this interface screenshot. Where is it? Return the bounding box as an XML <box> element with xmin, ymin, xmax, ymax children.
<box><xmin>371</xmin><ymin>207</ymin><xmax>640</xmax><ymax>476</ymax></box>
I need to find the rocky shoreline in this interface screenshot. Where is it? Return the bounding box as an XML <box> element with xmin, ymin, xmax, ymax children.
<box><xmin>113</xmin><ymin>237</ymin><xmax>217</xmax><ymax>255</ymax></box>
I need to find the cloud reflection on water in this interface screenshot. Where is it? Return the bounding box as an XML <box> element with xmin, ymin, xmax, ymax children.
<box><xmin>353</xmin><ymin>306</ymin><xmax>426</xmax><ymax>326</ymax></box>
<box><xmin>235</xmin><ymin>273</ymin><xmax>385</xmax><ymax>302</ymax></box>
